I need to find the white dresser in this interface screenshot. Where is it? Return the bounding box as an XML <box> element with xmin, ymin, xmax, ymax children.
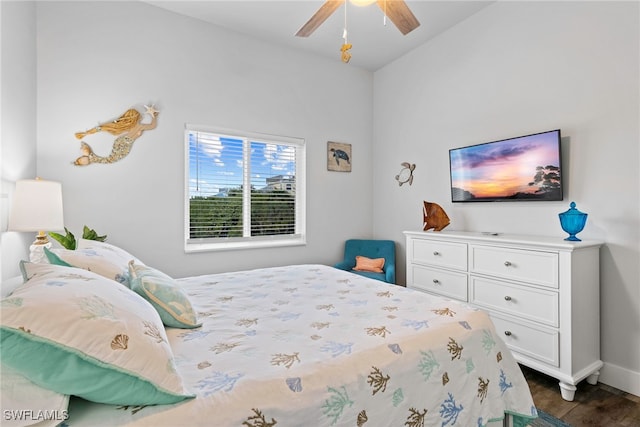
<box><xmin>404</xmin><ymin>230</ymin><xmax>603</xmax><ymax>401</ymax></box>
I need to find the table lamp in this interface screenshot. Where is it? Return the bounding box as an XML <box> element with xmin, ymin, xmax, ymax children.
<box><xmin>8</xmin><ymin>178</ymin><xmax>64</xmax><ymax>263</ymax></box>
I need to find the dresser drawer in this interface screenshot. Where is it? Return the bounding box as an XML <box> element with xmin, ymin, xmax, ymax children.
<box><xmin>411</xmin><ymin>239</ymin><xmax>467</xmax><ymax>271</ymax></box>
<box><xmin>409</xmin><ymin>265</ymin><xmax>467</xmax><ymax>302</ymax></box>
<box><xmin>470</xmin><ymin>277</ymin><xmax>558</xmax><ymax>327</ymax></box>
<box><xmin>470</xmin><ymin>245</ymin><xmax>558</xmax><ymax>288</ymax></box>
<box><xmin>490</xmin><ymin>314</ymin><xmax>559</xmax><ymax>367</ymax></box>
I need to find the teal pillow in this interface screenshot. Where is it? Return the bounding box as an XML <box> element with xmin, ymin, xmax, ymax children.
<box><xmin>41</xmin><ymin>247</ymin><xmax>73</xmax><ymax>269</ymax></box>
<box><xmin>1</xmin><ymin>262</ymin><xmax>194</xmax><ymax>406</ymax></box>
<box><xmin>128</xmin><ymin>262</ymin><xmax>202</xmax><ymax>329</ymax></box>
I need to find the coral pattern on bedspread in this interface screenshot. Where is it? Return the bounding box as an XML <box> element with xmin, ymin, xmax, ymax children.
<box><xmin>65</xmin><ymin>264</ymin><xmax>536</xmax><ymax>426</ymax></box>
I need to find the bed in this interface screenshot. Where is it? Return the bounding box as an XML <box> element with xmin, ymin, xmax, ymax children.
<box><xmin>1</xmin><ymin>240</ymin><xmax>537</xmax><ymax>427</ymax></box>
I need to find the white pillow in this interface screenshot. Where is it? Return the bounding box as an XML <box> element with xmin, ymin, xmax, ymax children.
<box><xmin>0</xmin><ymin>364</ymin><xmax>69</xmax><ymax>427</ymax></box>
<box><xmin>1</xmin><ymin>276</ymin><xmax>24</xmax><ymax>298</ymax></box>
<box><xmin>2</xmin><ymin>262</ymin><xmax>193</xmax><ymax>406</ymax></box>
<box><xmin>45</xmin><ymin>239</ymin><xmax>143</xmax><ymax>286</ymax></box>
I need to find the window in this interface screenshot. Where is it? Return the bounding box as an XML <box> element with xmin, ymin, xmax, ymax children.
<box><xmin>185</xmin><ymin>125</ymin><xmax>305</xmax><ymax>252</ymax></box>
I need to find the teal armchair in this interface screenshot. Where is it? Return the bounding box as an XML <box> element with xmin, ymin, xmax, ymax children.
<box><xmin>334</xmin><ymin>239</ymin><xmax>396</xmax><ymax>284</ymax></box>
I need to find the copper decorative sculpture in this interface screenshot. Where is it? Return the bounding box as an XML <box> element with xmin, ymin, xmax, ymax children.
<box><xmin>423</xmin><ymin>201</ymin><xmax>450</xmax><ymax>231</ymax></box>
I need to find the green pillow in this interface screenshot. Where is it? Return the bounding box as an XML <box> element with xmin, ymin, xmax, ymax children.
<box><xmin>129</xmin><ymin>262</ymin><xmax>202</xmax><ymax>329</ymax></box>
<box><xmin>41</xmin><ymin>247</ymin><xmax>73</xmax><ymax>268</ymax></box>
<box><xmin>2</xmin><ymin>262</ymin><xmax>194</xmax><ymax>406</ymax></box>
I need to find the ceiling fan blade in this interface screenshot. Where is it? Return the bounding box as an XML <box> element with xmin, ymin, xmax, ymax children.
<box><xmin>376</xmin><ymin>0</ymin><xmax>420</xmax><ymax>35</ymax></box>
<box><xmin>295</xmin><ymin>0</ymin><xmax>345</xmax><ymax>37</ymax></box>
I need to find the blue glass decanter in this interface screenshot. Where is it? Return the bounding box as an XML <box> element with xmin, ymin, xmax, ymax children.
<box><xmin>558</xmin><ymin>202</ymin><xmax>588</xmax><ymax>241</ymax></box>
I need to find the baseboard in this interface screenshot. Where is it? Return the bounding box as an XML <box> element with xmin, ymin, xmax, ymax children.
<box><xmin>599</xmin><ymin>361</ymin><xmax>640</xmax><ymax>397</ymax></box>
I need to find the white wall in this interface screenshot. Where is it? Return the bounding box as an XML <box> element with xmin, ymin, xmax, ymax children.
<box><xmin>373</xmin><ymin>1</ymin><xmax>639</xmax><ymax>395</ymax></box>
<box><xmin>32</xmin><ymin>1</ymin><xmax>374</xmax><ymax>279</ymax></box>
<box><xmin>0</xmin><ymin>1</ymin><xmax>37</xmax><ymax>278</ymax></box>
<box><xmin>4</xmin><ymin>0</ymin><xmax>638</xmax><ymax>397</ymax></box>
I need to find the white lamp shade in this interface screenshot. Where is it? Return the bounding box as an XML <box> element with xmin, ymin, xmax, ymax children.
<box><xmin>8</xmin><ymin>179</ymin><xmax>64</xmax><ymax>232</ymax></box>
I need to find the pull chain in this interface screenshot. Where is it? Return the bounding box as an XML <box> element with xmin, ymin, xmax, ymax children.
<box><xmin>344</xmin><ymin>0</ymin><xmax>348</xmax><ymax>41</ymax></box>
<box><xmin>341</xmin><ymin>1</ymin><xmax>352</xmax><ymax>63</ymax></box>
<box><xmin>383</xmin><ymin>0</ymin><xmax>387</xmax><ymax>26</ymax></box>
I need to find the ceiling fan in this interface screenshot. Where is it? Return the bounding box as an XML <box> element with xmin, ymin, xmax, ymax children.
<box><xmin>295</xmin><ymin>0</ymin><xmax>420</xmax><ymax>38</ymax></box>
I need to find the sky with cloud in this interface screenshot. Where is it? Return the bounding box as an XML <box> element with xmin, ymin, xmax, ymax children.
<box><xmin>188</xmin><ymin>131</ymin><xmax>296</xmax><ymax>197</ymax></box>
<box><xmin>450</xmin><ymin>131</ymin><xmax>560</xmax><ymax>198</ymax></box>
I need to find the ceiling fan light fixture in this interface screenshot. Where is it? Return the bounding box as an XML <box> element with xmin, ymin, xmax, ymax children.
<box><xmin>350</xmin><ymin>0</ymin><xmax>377</xmax><ymax>6</ymax></box>
<box><xmin>295</xmin><ymin>0</ymin><xmax>419</xmax><ymax>40</ymax></box>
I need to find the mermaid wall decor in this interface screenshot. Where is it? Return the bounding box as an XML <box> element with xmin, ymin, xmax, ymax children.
<box><xmin>73</xmin><ymin>105</ymin><xmax>159</xmax><ymax>166</ymax></box>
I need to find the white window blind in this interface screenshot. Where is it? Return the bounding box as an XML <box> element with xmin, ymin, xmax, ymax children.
<box><xmin>185</xmin><ymin>125</ymin><xmax>305</xmax><ymax>252</ymax></box>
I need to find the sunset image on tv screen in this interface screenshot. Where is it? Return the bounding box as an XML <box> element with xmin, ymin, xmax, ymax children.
<box><xmin>449</xmin><ymin>130</ymin><xmax>562</xmax><ymax>202</ymax></box>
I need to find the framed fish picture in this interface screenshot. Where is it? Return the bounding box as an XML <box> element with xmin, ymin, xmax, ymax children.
<box><xmin>327</xmin><ymin>141</ymin><xmax>351</xmax><ymax>172</ymax></box>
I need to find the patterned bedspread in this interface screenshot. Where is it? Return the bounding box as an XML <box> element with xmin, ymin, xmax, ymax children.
<box><xmin>66</xmin><ymin>264</ymin><xmax>536</xmax><ymax>426</ymax></box>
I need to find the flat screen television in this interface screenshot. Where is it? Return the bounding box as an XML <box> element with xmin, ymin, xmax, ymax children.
<box><xmin>449</xmin><ymin>129</ymin><xmax>562</xmax><ymax>202</ymax></box>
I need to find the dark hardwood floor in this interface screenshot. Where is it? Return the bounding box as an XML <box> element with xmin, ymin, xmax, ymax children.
<box><xmin>522</xmin><ymin>365</ymin><xmax>640</xmax><ymax>427</ymax></box>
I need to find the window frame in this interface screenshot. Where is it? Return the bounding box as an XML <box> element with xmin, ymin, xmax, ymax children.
<box><xmin>184</xmin><ymin>124</ymin><xmax>306</xmax><ymax>253</ymax></box>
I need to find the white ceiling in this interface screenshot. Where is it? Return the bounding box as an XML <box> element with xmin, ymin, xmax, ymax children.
<box><xmin>144</xmin><ymin>1</ymin><xmax>493</xmax><ymax>71</ymax></box>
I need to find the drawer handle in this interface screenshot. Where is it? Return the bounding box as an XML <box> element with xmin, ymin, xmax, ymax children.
<box><xmin>432</xmin><ymin>279</ymin><xmax>440</xmax><ymax>284</ymax></box>
<box><xmin>433</xmin><ymin>251</ymin><xmax>440</xmax><ymax>256</ymax></box>
<box><xmin>504</xmin><ymin>296</ymin><xmax>512</xmax><ymax>301</ymax></box>
<box><xmin>504</xmin><ymin>261</ymin><xmax>512</xmax><ymax>267</ymax></box>
<box><xmin>504</xmin><ymin>331</ymin><xmax>512</xmax><ymax>336</ymax></box>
